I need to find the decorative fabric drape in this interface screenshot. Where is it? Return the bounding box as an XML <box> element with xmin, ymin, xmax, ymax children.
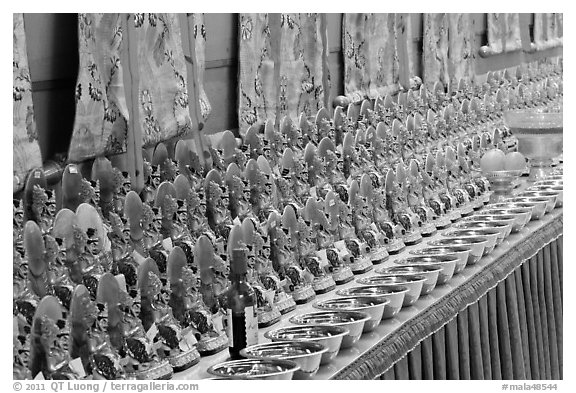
<box><xmin>422</xmin><ymin>13</ymin><xmax>449</xmax><ymax>88</ymax></box>
<box><xmin>486</xmin><ymin>13</ymin><xmax>522</xmax><ymax>54</ymax></box>
<box><xmin>447</xmin><ymin>14</ymin><xmax>475</xmax><ymax>86</ymax></box>
<box><xmin>132</xmin><ymin>13</ymin><xmax>192</xmax><ymax>148</ymax></box>
<box><xmin>69</xmin><ymin>13</ymin><xmax>129</xmax><ymax>162</ymax></box>
<box><xmin>69</xmin><ymin>13</ymin><xmax>209</xmax><ymax>162</ymax></box>
<box><xmin>238</xmin><ymin>14</ymin><xmax>276</xmax><ymax>133</ymax></box>
<box><xmin>13</xmin><ymin>13</ymin><xmax>43</xmax><ymax>183</ymax></box>
<box><xmin>278</xmin><ymin>14</ymin><xmax>329</xmax><ymax>122</ymax></box>
<box><xmin>423</xmin><ymin>14</ymin><xmax>476</xmax><ymax>88</ymax></box>
<box><xmin>533</xmin><ymin>13</ymin><xmax>563</xmax><ymax>50</ymax></box>
<box><xmin>238</xmin><ymin>13</ymin><xmax>329</xmax><ymax>134</ymax></box>
<box><xmin>343</xmin><ymin>13</ymin><xmax>400</xmax><ymax>102</ymax></box>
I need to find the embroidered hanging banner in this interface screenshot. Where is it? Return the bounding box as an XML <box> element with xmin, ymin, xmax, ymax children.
<box><xmin>422</xmin><ymin>13</ymin><xmax>449</xmax><ymax>88</ymax></box>
<box><xmin>13</xmin><ymin>13</ymin><xmax>43</xmax><ymax>184</ymax></box>
<box><xmin>238</xmin><ymin>13</ymin><xmax>329</xmax><ymax>134</ymax></box>
<box><xmin>238</xmin><ymin>13</ymin><xmax>277</xmax><ymax>133</ymax></box>
<box><xmin>533</xmin><ymin>13</ymin><xmax>563</xmax><ymax>50</ymax></box>
<box><xmin>343</xmin><ymin>13</ymin><xmax>400</xmax><ymax>102</ymax></box>
<box><xmin>69</xmin><ymin>13</ymin><xmax>129</xmax><ymax>162</ymax></box>
<box><xmin>70</xmin><ymin>13</ymin><xmax>210</xmax><ymax>162</ymax></box>
<box><xmin>486</xmin><ymin>13</ymin><xmax>522</xmax><ymax>54</ymax></box>
<box><xmin>278</xmin><ymin>13</ymin><xmax>328</xmax><ymax>122</ymax></box>
<box><xmin>131</xmin><ymin>13</ymin><xmax>192</xmax><ymax>148</ymax></box>
<box><xmin>405</xmin><ymin>14</ymin><xmax>419</xmax><ymax>81</ymax></box>
<box><xmin>447</xmin><ymin>13</ymin><xmax>475</xmax><ymax>86</ymax></box>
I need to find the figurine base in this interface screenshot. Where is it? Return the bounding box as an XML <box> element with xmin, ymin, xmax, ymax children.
<box><xmin>275</xmin><ymin>295</ymin><xmax>297</xmax><ymax>315</ymax></box>
<box><xmin>350</xmin><ymin>258</ymin><xmax>374</xmax><ymax>275</ymax></box>
<box><xmin>458</xmin><ymin>204</ymin><xmax>474</xmax><ymax>217</ymax></box>
<box><xmin>471</xmin><ymin>199</ymin><xmax>485</xmax><ymax>210</ymax></box>
<box><xmin>128</xmin><ymin>359</ymin><xmax>173</xmax><ymax>380</ymax></box>
<box><xmin>292</xmin><ymin>285</ymin><xmax>316</xmax><ymax>305</ymax></box>
<box><xmin>403</xmin><ymin>232</ymin><xmax>422</xmax><ymax>246</ymax></box>
<box><xmin>434</xmin><ymin>217</ymin><xmax>452</xmax><ymax>230</ymax></box>
<box><xmin>313</xmin><ymin>276</ymin><xmax>337</xmax><ymax>294</ymax></box>
<box><xmin>420</xmin><ymin>223</ymin><xmax>437</xmax><ymax>237</ymax></box>
<box><xmin>387</xmin><ymin>239</ymin><xmax>406</xmax><ymax>254</ymax></box>
<box><xmin>368</xmin><ymin>249</ymin><xmax>389</xmax><ymax>264</ymax></box>
<box><xmin>333</xmin><ymin>266</ymin><xmax>355</xmax><ymax>285</ymax></box>
<box><xmin>198</xmin><ymin>334</ymin><xmax>229</xmax><ymax>357</ymax></box>
<box><xmin>258</xmin><ymin>306</ymin><xmax>282</xmax><ymax>328</ymax></box>
<box><xmin>169</xmin><ymin>347</ymin><xmax>201</xmax><ymax>372</ymax></box>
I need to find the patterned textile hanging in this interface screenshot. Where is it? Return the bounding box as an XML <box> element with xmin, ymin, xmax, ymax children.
<box><xmin>69</xmin><ymin>13</ymin><xmax>129</xmax><ymax>163</ymax></box>
<box><xmin>278</xmin><ymin>13</ymin><xmax>328</xmax><ymax>122</ymax></box>
<box><xmin>343</xmin><ymin>13</ymin><xmax>400</xmax><ymax>102</ymax></box>
<box><xmin>131</xmin><ymin>13</ymin><xmax>192</xmax><ymax>148</ymax></box>
<box><xmin>238</xmin><ymin>13</ymin><xmax>277</xmax><ymax>133</ymax></box>
<box><xmin>486</xmin><ymin>13</ymin><xmax>522</xmax><ymax>54</ymax></box>
<box><xmin>447</xmin><ymin>14</ymin><xmax>475</xmax><ymax>86</ymax></box>
<box><xmin>533</xmin><ymin>13</ymin><xmax>563</xmax><ymax>50</ymax></box>
<box><xmin>422</xmin><ymin>13</ymin><xmax>449</xmax><ymax>89</ymax></box>
<box><xmin>13</xmin><ymin>13</ymin><xmax>43</xmax><ymax>186</ymax></box>
<box><xmin>69</xmin><ymin>13</ymin><xmax>209</xmax><ymax>162</ymax></box>
<box><xmin>238</xmin><ymin>13</ymin><xmax>329</xmax><ymax>134</ymax></box>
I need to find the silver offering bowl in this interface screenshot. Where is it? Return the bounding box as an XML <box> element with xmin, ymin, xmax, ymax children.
<box><xmin>444</xmin><ymin>228</ymin><xmax>499</xmax><ymax>254</ymax></box>
<box><xmin>410</xmin><ymin>245</ymin><xmax>471</xmax><ymax>274</ymax></box>
<box><xmin>289</xmin><ymin>310</ymin><xmax>371</xmax><ymax>349</ymax></box>
<box><xmin>481</xmin><ymin>208</ymin><xmax>531</xmax><ymax>232</ymax></box>
<box><xmin>375</xmin><ymin>265</ymin><xmax>442</xmax><ymax>295</ymax></box>
<box><xmin>455</xmin><ymin>220</ymin><xmax>511</xmax><ymax>244</ymax></box>
<box><xmin>356</xmin><ymin>275</ymin><xmax>426</xmax><ymax>307</ymax></box>
<box><xmin>525</xmin><ymin>186</ymin><xmax>563</xmax><ymax>207</ymax></box>
<box><xmin>264</xmin><ymin>325</ymin><xmax>348</xmax><ymax>365</ymax></box>
<box><xmin>392</xmin><ymin>255</ymin><xmax>459</xmax><ymax>286</ymax></box>
<box><xmin>241</xmin><ymin>341</ymin><xmax>328</xmax><ymax>380</ymax></box>
<box><xmin>517</xmin><ymin>191</ymin><xmax>557</xmax><ymax>212</ymax></box>
<box><xmin>503</xmin><ymin>110</ymin><xmax>563</xmax><ymax>181</ymax></box>
<box><xmin>313</xmin><ymin>296</ymin><xmax>390</xmax><ymax>332</ymax></box>
<box><xmin>336</xmin><ymin>285</ymin><xmax>409</xmax><ymax>319</ymax></box>
<box><xmin>429</xmin><ymin>236</ymin><xmax>488</xmax><ymax>265</ymax></box>
<box><xmin>207</xmin><ymin>358</ymin><xmax>300</xmax><ymax>380</ymax></box>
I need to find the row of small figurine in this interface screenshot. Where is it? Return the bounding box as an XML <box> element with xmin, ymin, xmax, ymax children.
<box><xmin>13</xmin><ymin>132</ymin><xmax>500</xmax><ymax>381</ymax></box>
<box><xmin>13</xmin><ymin>59</ymin><xmax>562</xmax><ymax>380</ymax></box>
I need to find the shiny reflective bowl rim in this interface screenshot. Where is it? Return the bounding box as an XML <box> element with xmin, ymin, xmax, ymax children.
<box><xmin>336</xmin><ymin>285</ymin><xmax>410</xmax><ymax>297</ymax></box>
<box><xmin>313</xmin><ymin>296</ymin><xmax>390</xmax><ymax>311</ymax></box>
<box><xmin>289</xmin><ymin>310</ymin><xmax>371</xmax><ymax>326</ymax></box>
<box><xmin>357</xmin><ymin>275</ymin><xmax>427</xmax><ymax>285</ymax></box>
<box><xmin>376</xmin><ymin>265</ymin><xmax>443</xmax><ymax>275</ymax></box>
<box><xmin>240</xmin><ymin>341</ymin><xmax>328</xmax><ymax>360</ymax></box>
<box><xmin>207</xmin><ymin>358</ymin><xmax>300</xmax><ymax>379</ymax></box>
<box><xmin>429</xmin><ymin>236</ymin><xmax>488</xmax><ymax>245</ymax></box>
<box><xmin>264</xmin><ymin>325</ymin><xmax>349</xmax><ymax>341</ymax></box>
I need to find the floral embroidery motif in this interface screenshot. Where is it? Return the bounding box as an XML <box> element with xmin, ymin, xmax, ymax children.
<box><xmin>238</xmin><ymin>13</ymin><xmax>329</xmax><ymax>134</ymax></box>
<box><xmin>343</xmin><ymin>14</ymin><xmax>400</xmax><ymax>102</ymax></box>
<box><xmin>69</xmin><ymin>13</ymin><xmax>128</xmax><ymax>162</ymax></box>
<box><xmin>133</xmin><ymin>13</ymin><xmax>192</xmax><ymax>147</ymax></box>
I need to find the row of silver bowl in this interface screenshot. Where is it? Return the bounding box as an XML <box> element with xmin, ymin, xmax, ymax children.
<box><xmin>207</xmin><ymin>174</ymin><xmax>563</xmax><ymax>380</ymax></box>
